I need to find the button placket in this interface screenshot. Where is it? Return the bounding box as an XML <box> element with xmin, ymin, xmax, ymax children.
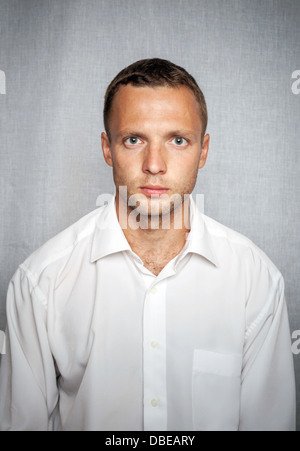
<box><xmin>150</xmin><ymin>285</ymin><xmax>157</xmax><ymax>295</ymax></box>
<box><xmin>150</xmin><ymin>340</ymin><xmax>158</xmax><ymax>349</ymax></box>
<box><xmin>143</xmin><ymin>279</ymin><xmax>168</xmax><ymax>431</ymax></box>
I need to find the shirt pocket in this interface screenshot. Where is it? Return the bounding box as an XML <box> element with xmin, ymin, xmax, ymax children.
<box><xmin>192</xmin><ymin>349</ymin><xmax>242</xmax><ymax>431</ymax></box>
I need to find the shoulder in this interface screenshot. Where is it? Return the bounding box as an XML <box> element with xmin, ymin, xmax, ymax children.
<box><xmin>18</xmin><ymin>207</ymin><xmax>104</xmax><ymax>280</ymax></box>
<box><xmin>202</xmin><ymin>213</ymin><xmax>283</xmax><ymax>283</ymax></box>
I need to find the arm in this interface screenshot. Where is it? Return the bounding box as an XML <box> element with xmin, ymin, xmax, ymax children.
<box><xmin>239</xmin><ymin>272</ymin><xmax>296</xmax><ymax>431</ymax></box>
<box><xmin>0</xmin><ymin>266</ymin><xmax>59</xmax><ymax>431</ymax></box>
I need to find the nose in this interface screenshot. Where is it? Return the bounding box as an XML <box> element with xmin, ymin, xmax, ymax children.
<box><xmin>142</xmin><ymin>141</ymin><xmax>167</xmax><ymax>175</ymax></box>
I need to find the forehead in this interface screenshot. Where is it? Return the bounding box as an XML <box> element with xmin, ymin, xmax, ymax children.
<box><xmin>109</xmin><ymin>84</ymin><xmax>202</xmax><ymax>132</ymax></box>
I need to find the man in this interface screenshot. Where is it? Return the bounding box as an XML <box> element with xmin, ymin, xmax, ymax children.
<box><xmin>0</xmin><ymin>58</ymin><xmax>296</xmax><ymax>431</ymax></box>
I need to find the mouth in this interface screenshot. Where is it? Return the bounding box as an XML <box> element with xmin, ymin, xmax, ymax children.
<box><xmin>140</xmin><ymin>185</ymin><xmax>169</xmax><ymax>197</ymax></box>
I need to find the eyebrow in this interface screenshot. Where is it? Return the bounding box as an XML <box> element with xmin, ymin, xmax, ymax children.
<box><xmin>117</xmin><ymin>129</ymin><xmax>199</xmax><ymax>140</ymax></box>
<box><xmin>117</xmin><ymin>130</ymin><xmax>148</xmax><ymax>140</ymax></box>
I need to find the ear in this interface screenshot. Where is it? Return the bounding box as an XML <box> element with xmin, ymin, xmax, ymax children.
<box><xmin>198</xmin><ymin>133</ymin><xmax>210</xmax><ymax>169</ymax></box>
<box><xmin>101</xmin><ymin>132</ymin><xmax>113</xmax><ymax>167</ymax></box>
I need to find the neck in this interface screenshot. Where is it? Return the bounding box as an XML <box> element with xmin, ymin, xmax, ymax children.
<box><xmin>115</xmin><ymin>194</ymin><xmax>191</xmax><ymax>268</ymax></box>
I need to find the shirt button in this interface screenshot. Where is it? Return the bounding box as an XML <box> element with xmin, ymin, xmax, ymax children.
<box><xmin>150</xmin><ymin>340</ymin><xmax>158</xmax><ymax>349</ymax></box>
<box><xmin>151</xmin><ymin>398</ymin><xmax>159</xmax><ymax>407</ymax></box>
<box><xmin>150</xmin><ymin>286</ymin><xmax>157</xmax><ymax>294</ymax></box>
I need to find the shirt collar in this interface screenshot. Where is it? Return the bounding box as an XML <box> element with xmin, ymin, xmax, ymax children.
<box><xmin>90</xmin><ymin>194</ymin><xmax>218</xmax><ymax>267</ymax></box>
<box><xmin>185</xmin><ymin>196</ymin><xmax>219</xmax><ymax>267</ymax></box>
<box><xmin>90</xmin><ymin>195</ymin><xmax>132</xmax><ymax>262</ymax></box>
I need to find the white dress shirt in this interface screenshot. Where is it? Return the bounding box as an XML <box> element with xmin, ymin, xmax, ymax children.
<box><xmin>0</xmin><ymin>195</ymin><xmax>296</xmax><ymax>431</ymax></box>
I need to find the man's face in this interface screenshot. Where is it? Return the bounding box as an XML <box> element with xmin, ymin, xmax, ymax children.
<box><xmin>101</xmin><ymin>84</ymin><xmax>209</xmax><ymax>220</ymax></box>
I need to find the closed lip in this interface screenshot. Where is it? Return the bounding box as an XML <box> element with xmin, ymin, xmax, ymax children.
<box><xmin>140</xmin><ymin>185</ymin><xmax>169</xmax><ymax>196</ymax></box>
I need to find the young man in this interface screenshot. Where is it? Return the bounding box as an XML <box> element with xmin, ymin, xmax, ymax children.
<box><xmin>0</xmin><ymin>58</ymin><xmax>296</xmax><ymax>431</ymax></box>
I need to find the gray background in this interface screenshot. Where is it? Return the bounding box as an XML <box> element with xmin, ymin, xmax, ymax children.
<box><xmin>0</xmin><ymin>0</ymin><xmax>299</xmax><ymax>430</ymax></box>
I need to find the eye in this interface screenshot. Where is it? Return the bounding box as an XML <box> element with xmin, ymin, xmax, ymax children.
<box><xmin>124</xmin><ymin>136</ymin><xmax>143</xmax><ymax>146</ymax></box>
<box><xmin>171</xmin><ymin>136</ymin><xmax>188</xmax><ymax>146</ymax></box>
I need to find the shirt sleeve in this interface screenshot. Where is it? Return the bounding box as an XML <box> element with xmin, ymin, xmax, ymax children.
<box><xmin>239</xmin><ymin>259</ymin><xmax>296</xmax><ymax>431</ymax></box>
<box><xmin>0</xmin><ymin>266</ymin><xmax>59</xmax><ymax>431</ymax></box>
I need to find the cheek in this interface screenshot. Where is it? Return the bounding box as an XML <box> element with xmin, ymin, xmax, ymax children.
<box><xmin>115</xmin><ymin>151</ymin><xmax>142</xmax><ymax>172</ymax></box>
<box><xmin>171</xmin><ymin>155</ymin><xmax>200</xmax><ymax>189</ymax></box>
<box><xmin>112</xmin><ymin>155</ymin><xmax>138</xmax><ymax>184</ymax></box>
<box><xmin>172</xmin><ymin>153</ymin><xmax>199</xmax><ymax>175</ymax></box>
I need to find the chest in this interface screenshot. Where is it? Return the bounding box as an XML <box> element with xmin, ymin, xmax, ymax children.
<box><xmin>138</xmin><ymin>249</ymin><xmax>180</xmax><ymax>276</ymax></box>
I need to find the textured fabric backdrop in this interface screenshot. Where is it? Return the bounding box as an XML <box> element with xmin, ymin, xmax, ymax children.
<box><xmin>0</xmin><ymin>0</ymin><xmax>300</xmax><ymax>429</ymax></box>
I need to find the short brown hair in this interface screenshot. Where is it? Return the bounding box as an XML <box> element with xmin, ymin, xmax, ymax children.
<box><xmin>103</xmin><ymin>58</ymin><xmax>208</xmax><ymax>139</ymax></box>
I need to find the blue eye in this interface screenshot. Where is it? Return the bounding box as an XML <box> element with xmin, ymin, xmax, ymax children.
<box><xmin>125</xmin><ymin>137</ymin><xmax>142</xmax><ymax>145</ymax></box>
<box><xmin>172</xmin><ymin>137</ymin><xmax>187</xmax><ymax>146</ymax></box>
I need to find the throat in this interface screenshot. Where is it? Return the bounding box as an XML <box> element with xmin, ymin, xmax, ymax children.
<box><xmin>118</xmin><ymin>199</ymin><xmax>191</xmax><ymax>276</ymax></box>
<box><xmin>140</xmin><ymin>249</ymin><xmax>181</xmax><ymax>276</ymax></box>
<box><xmin>126</xmin><ymin>229</ymin><xmax>188</xmax><ymax>276</ymax></box>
